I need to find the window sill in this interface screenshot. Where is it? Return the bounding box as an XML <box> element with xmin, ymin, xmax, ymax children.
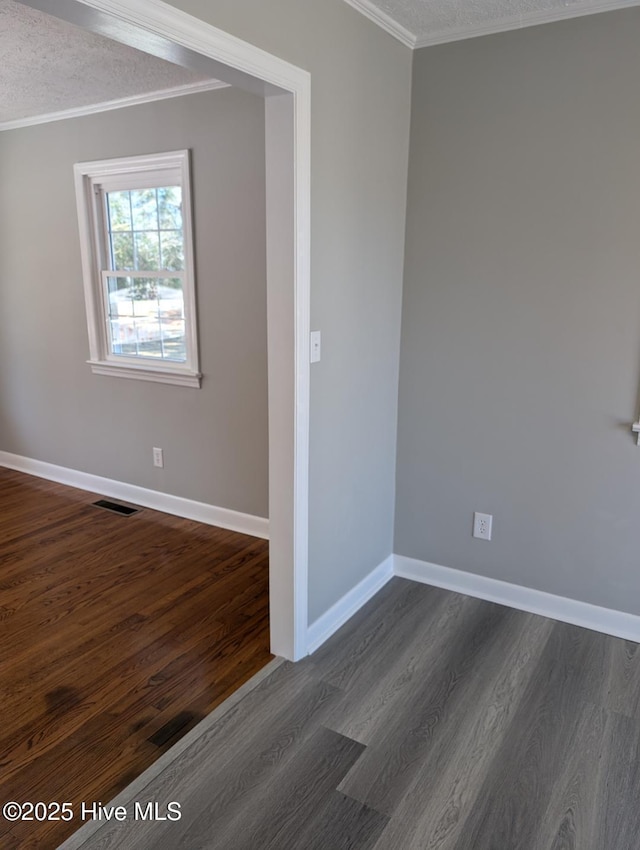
<box><xmin>88</xmin><ymin>360</ymin><xmax>202</xmax><ymax>388</ymax></box>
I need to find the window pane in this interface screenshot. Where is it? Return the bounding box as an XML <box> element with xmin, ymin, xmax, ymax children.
<box><xmin>158</xmin><ymin>280</ymin><xmax>186</xmax><ymax>361</ymax></box>
<box><xmin>158</xmin><ymin>186</ymin><xmax>182</xmax><ymax>230</ymax></box>
<box><xmin>107</xmin><ymin>277</ymin><xmax>134</xmax><ymax>318</ymax></box>
<box><xmin>111</xmin><ymin>233</ymin><xmax>134</xmax><ymax>270</ymax></box>
<box><xmin>159</xmin><ymin>282</ymin><xmax>184</xmax><ymax>320</ymax></box>
<box><xmin>110</xmin><ymin>319</ymin><xmax>137</xmax><ymax>355</ymax></box>
<box><xmin>106</xmin><ymin>275</ymin><xmax>130</xmax><ymax>295</ymax></box>
<box><xmin>161</xmin><ymin>319</ymin><xmax>186</xmax><ymax>361</ymax></box>
<box><xmin>131</xmin><ymin>188</ymin><xmax>157</xmax><ymax>231</ymax></box>
<box><xmin>128</xmin><ymin>277</ymin><xmax>156</xmax><ymax>303</ymax></box>
<box><xmin>134</xmin><ymin>317</ymin><xmax>162</xmax><ymax>357</ymax></box>
<box><xmin>134</xmin><ymin>232</ymin><xmax>160</xmax><ymax>270</ymax></box>
<box><xmin>160</xmin><ymin>230</ymin><xmax>184</xmax><ymax>271</ymax></box>
<box><xmin>107</xmin><ymin>191</ymin><xmax>132</xmax><ymax>232</ymax></box>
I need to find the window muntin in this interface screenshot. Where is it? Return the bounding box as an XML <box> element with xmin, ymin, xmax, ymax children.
<box><xmin>74</xmin><ymin>151</ymin><xmax>200</xmax><ymax>387</ymax></box>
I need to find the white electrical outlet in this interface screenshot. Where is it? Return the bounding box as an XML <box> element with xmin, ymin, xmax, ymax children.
<box><xmin>473</xmin><ymin>512</ymin><xmax>493</xmax><ymax>541</ymax></box>
<box><xmin>153</xmin><ymin>447</ymin><xmax>164</xmax><ymax>468</ymax></box>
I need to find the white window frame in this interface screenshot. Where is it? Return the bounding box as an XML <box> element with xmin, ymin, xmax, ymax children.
<box><xmin>74</xmin><ymin>149</ymin><xmax>201</xmax><ymax>388</ymax></box>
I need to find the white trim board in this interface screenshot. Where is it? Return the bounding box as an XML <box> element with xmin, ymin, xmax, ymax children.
<box><xmin>342</xmin><ymin>0</ymin><xmax>640</xmax><ymax>50</ymax></box>
<box><xmin>394</xmin><ymin>555</ymin><xmax>640</xmax><ymax>644</ymax></box>
<box><xmin>0</xmin><ymin>80</ymin><xmax>229</xmax><ymax>133</ymax></box>
<box><xmin>306</xmin><ymin>555</ymin><xmax>394</xmax><ymax>653</ymax></box>
<box><xmin>307</xmin><ymin>551</ymin><xmax>640</xmax><ymax>657</ymax></box>
<box><xmin>0</xmin><ymin>451</ymin><xmax>269</xmax><ymax>540</ymax></box>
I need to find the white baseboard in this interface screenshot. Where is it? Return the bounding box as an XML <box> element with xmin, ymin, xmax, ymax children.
<box><xmin>394</xmin><ymin>555</ymin><xmax>640</xmax><ymax>644</ymax></box>
<box><xmin>307</xmin><ymin>555</ymin><xmax>394</xmax><ymax>654</ymax></box>
<box><xmin>0</xmin><ymin>451</ymin><xmax>269</xmax><ymax>540</ymax></box>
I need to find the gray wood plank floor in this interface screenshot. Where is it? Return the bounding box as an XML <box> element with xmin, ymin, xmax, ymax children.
<box><xmin>60</xmin><ymin>578</ymin><xmax>640</xmax><ymax>849</ymax></box>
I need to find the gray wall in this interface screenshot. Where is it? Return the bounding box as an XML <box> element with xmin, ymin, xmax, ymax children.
<box><xmin>162</xmin><ymin>0</ymin><xmax>412</xmax><ymax>621</ymax></box>
<box><xmin>396</xmin><ymin>9</ymin><xmax>640</xmax><ymax>614</ymax></box>
<box><xmin>0</xmin><ymin>87</ymin><xmax>269</xmax><ymax>517</ymax></box>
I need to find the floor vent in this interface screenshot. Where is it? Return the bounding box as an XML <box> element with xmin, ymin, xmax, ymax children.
<box><xmin>92</xmin><ymin>499</ymin><xmax>140</xmax><ymax>516</ymax></box>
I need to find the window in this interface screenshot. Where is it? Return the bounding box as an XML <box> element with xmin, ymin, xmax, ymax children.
<box><xmin>74</xmin><ymin>150</ymin><xmax>201</xmax><ymax>387</ymax></box>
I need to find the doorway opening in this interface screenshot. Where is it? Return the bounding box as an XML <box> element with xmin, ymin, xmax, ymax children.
<box><xmin>17</xmin><ymin>0</ymin><xmax>311</xmax><ymax>661</ymax></box>
<box><xmin>0</xmin><ymin>2</ymin><xmax>310</xmax><ymax>846</ymax></box>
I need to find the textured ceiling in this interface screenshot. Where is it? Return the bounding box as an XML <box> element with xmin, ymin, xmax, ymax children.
<box><xmin>375</xmin><ymin>0</ymin><xmax>602</xmax><ymax>34</ymax></box>
<box><xmin>0</xmin><ymin>0</ymin><xmax>215</xmax><ymax>123</ymax></box>
<box><xmin>348</xmin><ymin>0</ymin><xmax>639</xmax><ymax>46</ymax></box>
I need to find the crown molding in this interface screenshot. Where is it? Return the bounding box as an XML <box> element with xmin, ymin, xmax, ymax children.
<box><xmin>0</xmin><ymin>78</ymin><xmax>229</xmax><ymax>132</ymax></box>
<box><xmin>343</xmin><ymin>0</ymin><xmax>417</xmax><ymax>48</ymax></box>
<box><xmin>344</xmin><ymin>0</ymin><xmax>640</xmax><ymax>51</ymax></box>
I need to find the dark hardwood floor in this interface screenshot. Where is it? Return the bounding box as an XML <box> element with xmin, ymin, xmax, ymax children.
<box><xmin>63</xmin><ymin>577</ymin><xmax>640</xmax><ymax>850</ymax></box>
<box><xmin>0</xmin><ymin>467</ymin><xmax>271</xmax><ymax>850</ymax></box>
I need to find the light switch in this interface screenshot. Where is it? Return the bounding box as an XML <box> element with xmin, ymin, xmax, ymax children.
<box><xmin>310</xmin><ymin>331</ymin><xmax>321</xmax><ymax>363</ymax></box>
